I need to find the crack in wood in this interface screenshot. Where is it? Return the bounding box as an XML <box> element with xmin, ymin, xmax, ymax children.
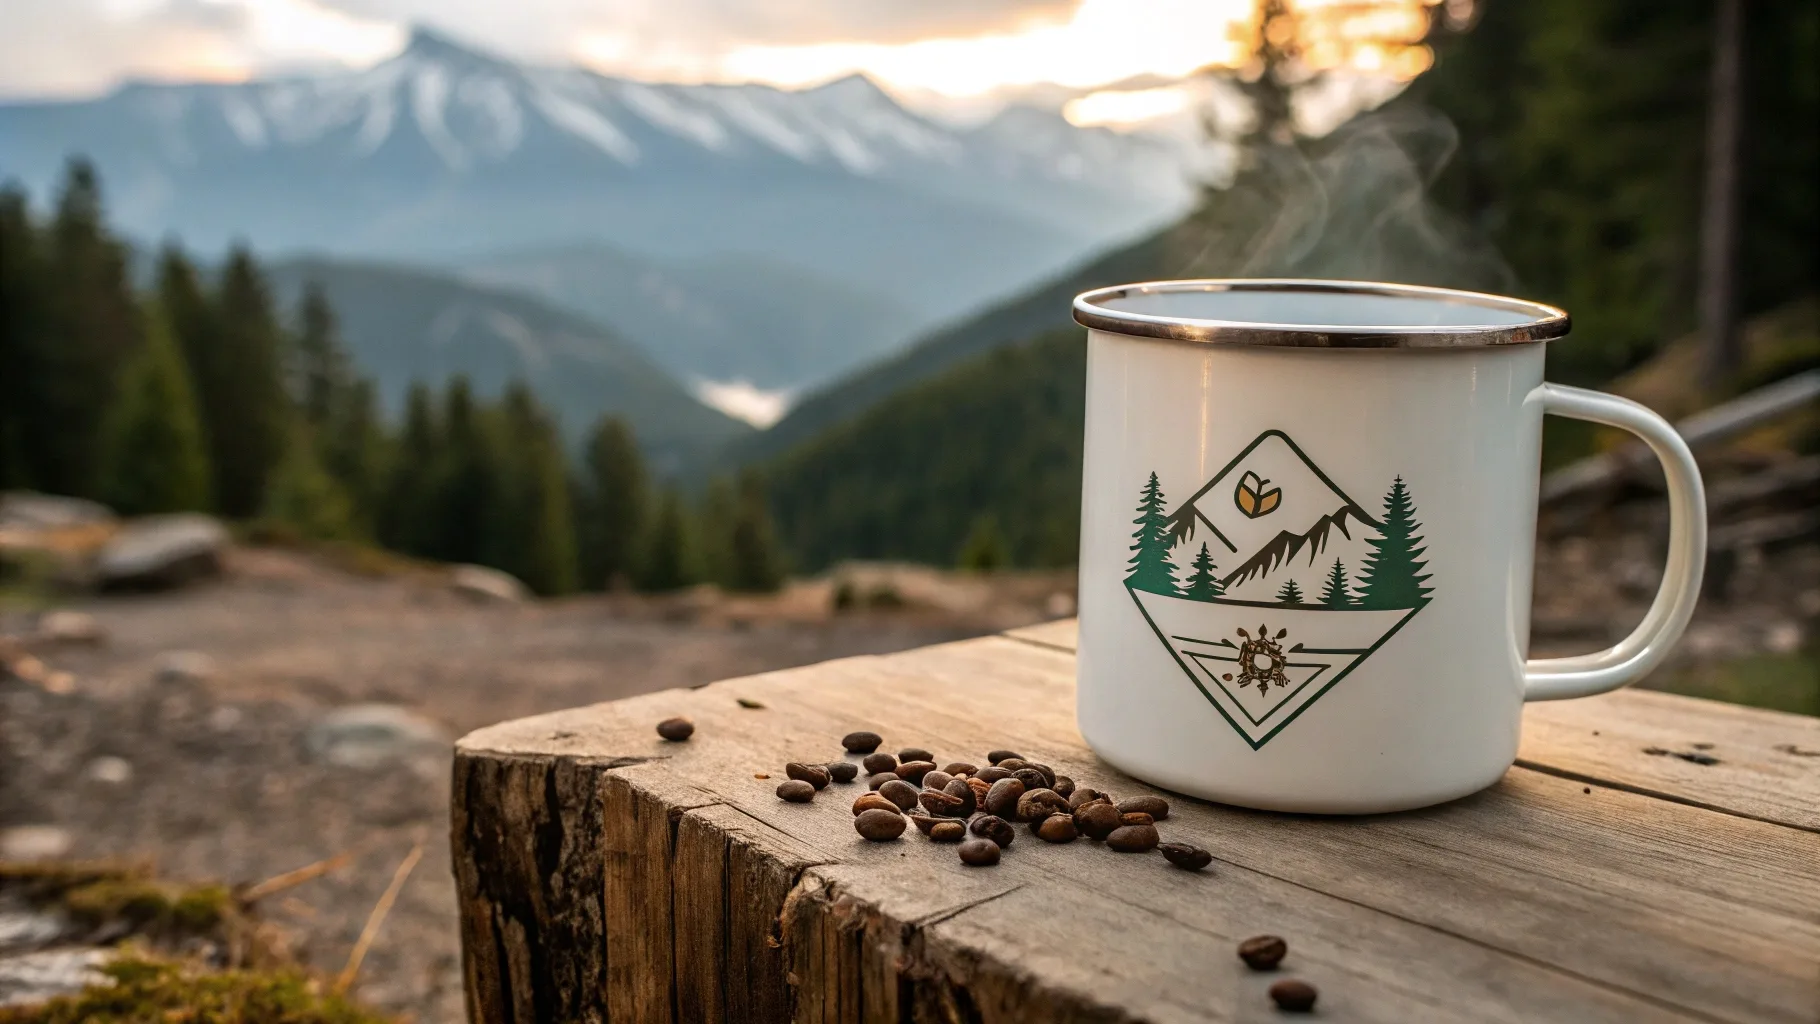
<box><xmin>1514</xmin><ymin>759</ymin><xmax>1820</xmax><ymax>836</ymax></box>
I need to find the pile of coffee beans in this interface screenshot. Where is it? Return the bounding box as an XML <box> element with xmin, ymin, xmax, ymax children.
<box><xmin>766</xmin><ymin>738</ymin><xmax>1213</xmax><ymax>876</ymax></box>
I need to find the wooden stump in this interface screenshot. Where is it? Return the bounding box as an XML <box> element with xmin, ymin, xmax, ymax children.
<box><xmin>452</xmin><ymin>626</ymin><xmax>1820</xmax><ymax>1023</ymax></box>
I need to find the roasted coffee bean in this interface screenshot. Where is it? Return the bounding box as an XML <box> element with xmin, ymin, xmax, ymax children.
<box><xmin>1120</xmin><ymin>812</ymin><xmax>1155</xmax><ymax>827</ymax></box>
<box><xmin>776</xmin><ymin>780</ymin><xmax>815</xmax><ymax>803</ymax></box>
<box><xmin>868</xmin><ymin>771</ymin><xmax>900</xmax><ymax>791</ymax></box>
<box><xmin>1015</xmin><ymin>788</ymin><xmax>1071</xmax><ymax>823</ymax></box>
<box><xmin>898</xmin><ymin>747</ymin><xmax>934</xmax><ymax>764</ymax></box>
<box><xmin>918</xmin><ymin>788</ymin><xmax>966</xmax><ymax>817</ymax></box>
<box><xmin>941</xmin><ymin>762</ymin><xmax>978</xmax><ymax>777</ymax></box>
<box><xmin>969</xmin><ymin>814</ymin><xmax>1015</xmax><ymax>848</ymax></box>
<box><xmin>841</xmin><ymin>731</ymin><xmax>883</xmax><ymax>754</ymax></box>
<box><xmin>997</xmin><ymin>758</ymin><xmax>1033</xmax><ymax>772</ymax></box>
<box><xmin>895</xmin><ymin>761</ymin><xmax>937</xmax><ymax>785</ymax></box>
<box><xmin>1067</xmin><ymin>787</ymin><xmax>1104</xmax><ymax>810</ymax></box>
<box><xmin>1118</xmin><ymin>795</ymin><xmax>1170</xmax><ymax>821</ymax></box>
<box><xmin>825</xmin><ymin>761</ymin><xmax>859</xmax><ymax>784</ymax></box>
<box><xmin>974</xmin><ymin>766</ymin><xmax>1012</xmax><ymax>783</ymax></box>
<box><xmin>1075</xmin><ymin>802</ymin><xmax>1121</xmax><ymax>840</ymax></box>
<box><xmin>1052</xmin><ymin>775</ymin><xmax>1075</xmax><ymax>797</ymax></box>
<box><xmin>1011</xmin><ymin>768</ymin><xmax>1047</xmax><ymax>792</ymax></box>
<box><xmin>986</xmin><ymin>749</ymin><xmax>1022</xmax><ymax>765</ymax></box>
<box><xmin>1106</xmin><ymin>824</ymin><xmax>1160</xmax><ymax>852</ymax></box>
<box><xmin>1160</xmin><ymin>843</ymin><xmax>1214</xmax><ymax>871</ymax></box>
<box><xmin>984</xmin><ymin>778</ymin><xmax>1025</xmax><ymax>818</ymax></box>
<box><xmin>862</xmin><ymin>752</ymin><xmax>898</xmax><ymax>775</ymax></box>
<box><xmin>1026</xmin><ymin>763</ymin><xmax>1058</xmax><ymax>788</ymax></box>
<box><xmin>1237</xmin><ymin>935</ymin><xmax>1287</xmax><ymax>971</ymax></box>
<box><xmin>656</xmin><ymin>717</ymin><xmax>694</xmax><ymax>742</ymax></box>
<box><xmin>786</xmin><ymin>762</ymin><xmax>831</xmax><ymax>790</ymax></box>
<box><xmin>965</xmin><ymin>776</ymin><xmax>992</xmax><ymax>805</ymax></box>
<box><xmin>920</xmin><ymin>770</ymin><xmax>955</xmax><ymax>792</ymax></box>
<box><xmin>1268</xmin><ymin>979</ymin><xmax>1317</xmax><ymax>1013</ymax></box>
<box><xmin>853</xmin><ymin>793</ymin><xmax>900</xmax><ymax>816</ymax></box>
<box><xmin>930</xmin><ymin>820</ymin><xmax>967</xmax><ymax>843</ymax></box>
<box><xmin>942</xmin><ymin>778</ymin><xmax>977</xmax><ymax>816</ymax></box>
<box><xmin>958</xmin><ymin>838</ymin><xmax>1001</xmax><ymax>866</ymax></box>
<box><xmin>878</xmin><ymin>779</ymin><xmax>920</xmax><ymax>811</ymax></box>
<box><xmin>854</xmin><ymin>808</ymin><xmax>906</xmax><ymax>842</ymax></box>
<box><xmin>908</xmin><ymin>813</ymin><xmax>941</xmax><ymax>836</ymax></box>
<box><xmin>1035</xmin><ymin>814</ymin><xmax>1078</xmax><ymax>843</ymax></box>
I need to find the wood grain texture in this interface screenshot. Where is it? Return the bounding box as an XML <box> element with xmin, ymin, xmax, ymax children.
<box><xmin>452</xmin><ymin>637</ymin><xmax>1820</xmax><ymax>1023</ymax></box>
<box><xmin>1003</xmin><ymin>617</ymin><xmax>1820</xmax><ymax>832</ymax></box>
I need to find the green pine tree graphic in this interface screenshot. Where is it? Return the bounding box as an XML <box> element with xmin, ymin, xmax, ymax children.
<box><xmin>1319</xmin><ymin>558</ymin><xmax>1356</xmax><ymax>608</ymax></box>
<box><xmin>1356</xmin><ymin>476</ymin><xmax>1434</xmax><ymax>609</ymax></box>
<box><xmin>1126</xmin><ymin>472</ymin><xmax>1181</xmax><ymax>596</ymax></box>
<box><xmin>1276</xmin><ymin>578</ymin><xmax>1305</xmax><ymax>605</ymax></box>
<box><xmin>1184</xmin><ymin>542</ymin><xmax>1224</xmax><ymax>601</ymax></box>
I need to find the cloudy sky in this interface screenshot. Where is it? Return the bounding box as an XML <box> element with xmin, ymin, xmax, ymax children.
<box><xmin>2</xmin><ymin>0</ymin><xmax>1260</xmax><ymax>105</ymax></box>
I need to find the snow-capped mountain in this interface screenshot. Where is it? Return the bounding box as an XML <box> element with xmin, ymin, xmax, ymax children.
<box><xmin>0</xmin><ymin>27</ymin><xmax>1199</xmax><ymax>330</ymax></box>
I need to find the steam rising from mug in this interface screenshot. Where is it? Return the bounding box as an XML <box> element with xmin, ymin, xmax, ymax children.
<box><xmin>1175</xmin><ymin>106</ymin><xmax>1515</xmax><ymax>294</ymax></box>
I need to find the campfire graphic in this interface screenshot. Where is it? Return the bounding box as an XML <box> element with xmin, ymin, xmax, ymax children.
<box><xmin>1123</xmin><ymin>430</ymin><xmax>1434</xmax><ymax>749</ymax></box>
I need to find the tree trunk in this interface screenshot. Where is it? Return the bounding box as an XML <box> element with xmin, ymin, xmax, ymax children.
<box><xmin>1699</xmin><ymin>0</ymin><xmax>1745</xmax><ymax>382</ymax></box>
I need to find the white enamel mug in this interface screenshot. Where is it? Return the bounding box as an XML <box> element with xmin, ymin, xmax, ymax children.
<box><xmin>1072</xmin><ymin>280</ymin><xmax>1706</xmax><ymax>814</ymax></box>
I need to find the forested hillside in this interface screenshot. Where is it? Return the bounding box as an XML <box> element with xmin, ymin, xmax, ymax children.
<box><xmin>759</xmin><ymin>0</ymin><xmax>1819</xmax><ymax>571</ymax></box>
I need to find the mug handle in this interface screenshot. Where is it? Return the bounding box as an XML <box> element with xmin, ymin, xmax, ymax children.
<box><xmin>1523</xmin><ymin>384</ymin><xmax>1708</xmax><ymax>701</ymax></box>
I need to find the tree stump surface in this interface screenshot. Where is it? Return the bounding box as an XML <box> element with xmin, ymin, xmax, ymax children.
<box><xmin>452</xmin><ymin>621</ymin><xmax>1820</xmax><ymax>1023</ymax></box>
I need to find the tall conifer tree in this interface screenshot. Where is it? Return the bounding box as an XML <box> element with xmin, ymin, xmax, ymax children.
<box><xmin>0</xmin><ymin>187</ymin><xmax>46</xmax><ymax>489</ymax></box>
<box><xmin>1125</xmin><ymin>472</ymin><xmax>1180</xmax><ymax>595</ymax></box>
<box><xmin>98</xmin><ymin>304</ymin><xmax>211</xmax><ymax>515</ymax></box>
<box><xmin>1319</xmin><ymin>558</ymin><xmax>1356</xmax><ymax>608</ymax></box>
<box><xmin>199</xmin><ymin>246</ymin><xmax>290</xmax><ymax>517</ymax></box>
<box><xmin>578</xmin><ymin>416</ymin><xmax>648</xmax><ymax>590</ymax></box>
<box><xmin>1356</xmin><ymin>477</ymin><xmax>1433</xmax><ymax>609</ymax></box>
<box><xmin>1184</xmin><ymin>542</ymin><xmax>1225</xmax><ymax>601</ymax></box>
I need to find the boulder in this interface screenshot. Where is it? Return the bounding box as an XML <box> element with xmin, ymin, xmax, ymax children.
<box><xmin>0</xmin><ymin>948</ymin><xmax>113</xmax><ymax>1008</ymax></box>
<box><xmin>34</xmin><ymin>611</ymin><xmax>105</xmax><ymax>647</ymax></box>
<box><xmin>0</xmin><ymin>826</ymin><xmax>71</xmax><ymax>861</ymax></box>
<box><xmin>305</xmin><ymin>703</ymin><xmax>449</xmax><ymax>770</ymax></box>
<box><xmin>94</xmin><ymin>514</ymin><xmax>228</xmax><ymax>590</ymax></box>
<box><xmin>0</xmin><ymin>493</ymin><xmax>114</xmax><ymax>532</ymax></box>
<box><xmin>450</xmin><ymin>564</ymin><xmax>528</xmax><ymax>604</ymax></box>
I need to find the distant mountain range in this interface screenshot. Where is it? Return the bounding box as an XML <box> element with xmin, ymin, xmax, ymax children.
<box><xmin>263</xmin><ymin>258</ymin><xmax>749</xmax><ymax>474</ymax></box>
<box><xmin>450</xmin><ymin>242</ymin><xmax>923</xmax><ymax>399</ymax></box>
<box><xmin>0</xmin><ymin>27</ymin><xmax>1198</xmax><ymax>393</ymax></box>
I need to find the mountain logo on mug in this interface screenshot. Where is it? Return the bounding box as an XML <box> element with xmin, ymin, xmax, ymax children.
<box><xmin>1123</xmin><ymin>430</ymin><xmax>1433</xmax><ymax>749</ymax></box>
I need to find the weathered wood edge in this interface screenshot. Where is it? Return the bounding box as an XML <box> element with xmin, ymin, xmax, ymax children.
<box><xmin>1003</xmin><ymin>618</ymin><xmax>1820</xmax><ymax>833</ymax></box>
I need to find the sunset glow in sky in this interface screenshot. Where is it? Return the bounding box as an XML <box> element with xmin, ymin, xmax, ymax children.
<box><xmin>4</xmin><ymin>0</ymin><xmax>1443</xmax><ymax>129</ymax></box>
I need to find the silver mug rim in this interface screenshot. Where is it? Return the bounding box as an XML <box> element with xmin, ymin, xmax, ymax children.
<box><xmin>1072</xmin><ymin>278</ymin><xmax>1571</xmax><ymax>349</ymax></box>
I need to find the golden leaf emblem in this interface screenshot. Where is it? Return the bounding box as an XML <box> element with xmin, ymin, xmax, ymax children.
<box><xmin>1234</xmin><ymin>471</ymin><xmax>1282</xmax><ymax>519</ymax></box>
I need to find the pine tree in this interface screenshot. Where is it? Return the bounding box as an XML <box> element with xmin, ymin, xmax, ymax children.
<box><xmin>432</xmin><ymin>377</ymin><xmax>494</xmax><ymax>564</ymax></box>
<box><xmin>578</xmin><ymin>416</ymin><xmax>648</xmax><ymax>590</ymax></box>
<box><xmin>97</xmin><ymin>304</ymin><xmax>211</xmax><ymax>516</ymax></box>
<box><xmin>1276</xmin><ymin>578</ymin><xmax>1306</xmax><ymax>605</ymax></box>
<box><xmin>487</xmin><ymin>382</ymin><xmax>577</xmax><ymax>595</ymax></box>
<box><xmin>259</xmin><ymin>425</ymin><xmax>354</xmax><ymax>542</ymax></box>
<box><xmin>38</xmin><ymin>159</ymin><xmax>141</xmax><ymax>498</ymax></box>
<box><xmin>638</xmin><ymin>488</ymin><xmax>698</xmax><ymax>592</ymax></box>
<box><xmin>727</xmin><ymin>472</ymin><xmax>785</xmax><ymax>593</ymax></box>
<box><xmin>0</xmin><ymin>186</ymin><xmax>47</xmax><ymax>489</ymax></box>
<box><xmin>293</xmin><ymin>281</ymin><xmax>348</xmax><ymax>431</ymax></box>
<box><xmin>1184</xmin><ymin>542</ymin><xmax>1225</xmax><ymax>601</ymax></box>
<box><xmin>957</xmin><ymin>515</ymin><xmax>1009</xmax><ymax>572</ymax></box>
<box><xmin>1126</xmin><ymin>472</ymin><xmax>1180</xmax><ymax>595</ymax></box>
<box><xmin>320</xmin><ymin>378</ymin><xmax>386</xmax><ymax>536</ymax></box>
<box><xmin>198</xmin><ymin>246</ymin><xmax>291</xmax><ymax>517</ymax></box>
<box><xmin>1319</xmin><ymin>558</ymin><xmax>1356</xmax><ymax>608</ymax></box>
<box><xmin>1356</xmin><ymin>476</ymin><xmax>1434</xmax><ymax>609</ymax></box>
<box><xmin>378</xmin><ymin>384</ymin><xmax>441</xmax><ymax>556</ymax></box>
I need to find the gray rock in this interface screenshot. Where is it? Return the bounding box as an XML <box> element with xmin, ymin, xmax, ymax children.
<box><xmin>34</xmin><ymin>611</ymin><xmax>105</xmax><ymax>646</ymax></box>
<box><xmin>306</xmin><ymin>704</ymin><xmax>449</xmax><ymax>770</ymax></box>
<box><xmin>85</xmin><ymin>757</ymin><xmax>133</xmax><ymax>785</ymax></box>
<box><xmin>0</xmin><ymin>826</ymin><xmax>71</xmax><ymax>861</ymax></box>
<box><xmin>0</xmin><ymin>492</ymin><xmax>115</xmax><ymax>531</ymax></box>
<box><xmin>153</xmin><ymin>650</ymin><xmax>215</xmax><ymax>684</ymax></box>
<box><xmin>450</xmin><ymin>564</ymin><xmax>528</xmax><ymax>604</ymax></box>
<box><xmin>0</xmin><ymin>909</ymin><xmax>68</xmax><ymax>953</ymax></box>
<box><xmin>94</xmin><ymin>514</ymin><xmax>228</xmax><ymax>590</ymax></box>
<box><xmin>0</xmin><ymin>947</ymin><xmax>113</xmax><ymax>1007</ymax></box>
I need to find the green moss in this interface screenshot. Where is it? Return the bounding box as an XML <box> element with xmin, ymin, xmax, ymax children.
<box><xmin>1</xmin><ymin>863</ymin><xmax>234</xmax><ymax>939</ymax></box>
<box><xmin>0</xmin><ymin>955</ymin><xmax>396</xmax><ymax>1024</ymax></box>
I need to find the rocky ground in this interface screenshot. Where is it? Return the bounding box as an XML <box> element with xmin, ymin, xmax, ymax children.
<box><xmin>0</xmin><ymin>532</ymin><xmax>1813</xmax><ymax>1021</ymax></box>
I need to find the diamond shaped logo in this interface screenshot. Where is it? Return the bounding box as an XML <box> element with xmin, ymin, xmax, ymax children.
<box><xmin>1122</xmin><ymin>431</ymin><xmax>1434</xmax><ymax>750</ymax></box>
